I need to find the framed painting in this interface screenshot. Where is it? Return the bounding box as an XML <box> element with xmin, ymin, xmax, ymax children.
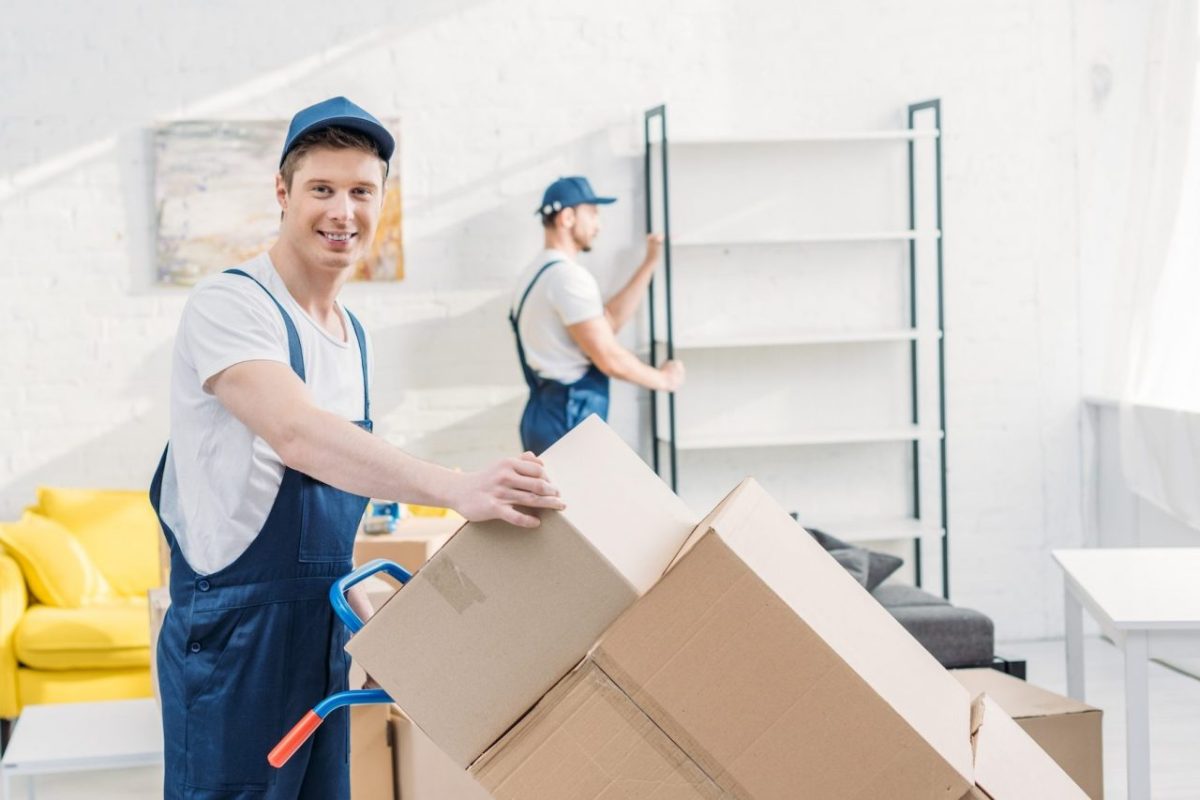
<box><xmin>154</xmin><ymin>119</ymin><xmax>402</xmax><ymax>285</ymax></box>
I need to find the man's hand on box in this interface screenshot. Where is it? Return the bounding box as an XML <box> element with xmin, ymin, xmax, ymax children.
<box><xmin>452</xmin><ymin>452</ymin><xmax>565</xmax><ymax>529</ymax></box>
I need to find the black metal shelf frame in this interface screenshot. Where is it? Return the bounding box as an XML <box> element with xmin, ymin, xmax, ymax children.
<box><xmin>642</xmin><ymin>101</ymin><xmax>950</xmax><ymax>600</ymax></box>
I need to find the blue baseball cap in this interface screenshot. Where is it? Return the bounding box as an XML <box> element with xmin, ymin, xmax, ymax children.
<box><xmin>537</xmin><ymin>176</ymin><xmax>617</xmax><ymax>216</ymax></box>
<box><xmin>280</xmin><ymin>96</ymin><xmax>395</xmax><ymax>169</ymax></box>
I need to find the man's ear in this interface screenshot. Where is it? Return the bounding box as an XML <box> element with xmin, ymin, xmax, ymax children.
<box><xmin>560</xmin><ymin>206</ymin><xmax>576</xmax><ymax>229</ymax></box>
<box><xmin>275</xmin><ymin>173</ymin><xmax>288</xmax><ymax>217</ymax></box>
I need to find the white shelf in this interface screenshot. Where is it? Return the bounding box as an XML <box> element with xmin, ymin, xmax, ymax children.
<box><xmin>660</xmin><ymin>426</ymin><xmax>942</xmax><ymax>451</ymax></box>
<box><xmin>798</xmin><ymin>517</ymin><xmax>944</xmax><ymax>543</ymax></box>
<box><xmin>655</xmin><ymin>130</ymin><xmax>940</xmax><ymax>146</ymax></box>
<box><xmin>656</xmin><ymin>329</ymin><xmax>929</xmax><ymax>350</ymax></box>
<box><xmin>672</xmin><ymin>230</ymin><xmax>940</xmax><ymax>248</ymax></box>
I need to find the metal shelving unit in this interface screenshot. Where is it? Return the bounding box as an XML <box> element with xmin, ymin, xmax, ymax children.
<box><xmin>643</xmin><ymin>101</ymin><xmax>950</xmax><ymax>597</ymax></box>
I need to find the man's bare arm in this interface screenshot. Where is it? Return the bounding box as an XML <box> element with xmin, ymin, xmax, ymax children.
<box><xmin>568</xmin><ymin>318</ymin><xmax>684</xmax><ymax>392</ymax></box>
<box><xmin>208</xmin><ymin>360</ymin><xmax>563</xmax><ymax>528</ymax></box>
<box><xmin>604</xmin><ymin>234</ymin><xmax>662</xmax><ymax>333</ymax></box>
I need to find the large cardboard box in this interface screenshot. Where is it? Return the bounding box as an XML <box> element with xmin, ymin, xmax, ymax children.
<box><xmin>966</xmin><ymin>694</ymin><xmax>1090</xmax><ymax>799</ymax></box>
<box><xmin>953</xmin><ymin>668</ymin><xmax>1102</xmax><ymax>799</ymax></box>
<box><xmin>594</xmin><ymin>478</ymin><xmax>977</xmax><ymax>799</ymax></box>
<box><xmin>353</xmin><ymin>517</ymin><xmax>459</xmax><ymax>572</ymax></box>
<box><xmin>347</xmin><ymin>416</ymin><xmax>697</xmax><ymax>767</ymax></box>
<box><xmin>350</xmin><ymin>704</ymin><xmax>395</xmax><ymax>800</ymax></box>
<box><xmin>471</xmin><ymin>661</ymin><xmax>725</xmax><ymax>800</ymax></box>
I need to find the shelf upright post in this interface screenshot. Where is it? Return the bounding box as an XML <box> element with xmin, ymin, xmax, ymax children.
<box><xmin>907</xmin><ymin>108</ymin><xmax>923</xmax><ymax>589</ymax></box>
<box><xmin>644</xmin><ymin>105</ymin><xmax>678</xmax><ymax>491</ymax></box>
<box><xmin>644</xmin><ymin>107</ymin><xmax>661</xmax><ymax>475</ymax></box>
<box><xmin>909</xmin><ymin>98</ymin><xmax>949</xmax><ymax>600</ymax></box>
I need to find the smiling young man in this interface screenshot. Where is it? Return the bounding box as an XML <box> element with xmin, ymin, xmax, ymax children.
<box><xmin>150</xmin><ymin>97</ymin><xmax>564</xmax><ymax>799</ymax></box>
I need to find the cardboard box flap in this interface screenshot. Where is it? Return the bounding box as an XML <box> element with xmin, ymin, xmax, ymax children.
<box><xmin>700</xmin><ymin>478</ymin><xmax>975</xmax><ymax>781</ymax></box>
<box><xmin>953</xmin><ymin>667</ymin><xmax>1097</xmax><ymax>720</ymax></box>
<box><xmin>472</xmin><ymin>660</ymin><xmax>726</xmax><ymax>799</ymax></box>
<box><xmin>970</xmin><ymin>694</ymin><xmax>1090</xmax><ymax>799</ymax></box>
<box><xmin>541</xmin><ymin>415</ymin><xmax>698</xmax><ymax>592</ymax></box>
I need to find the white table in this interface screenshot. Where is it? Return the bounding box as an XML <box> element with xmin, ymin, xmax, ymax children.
<box><xmin>1053</xmin><ymin>548</ymin><xmax>1200</xmax><ymax>800</ymax></box>
<box><xmin>0</xmin><ymin>699</ymin><xmax>163</xmax><ymax>799</ymax></box>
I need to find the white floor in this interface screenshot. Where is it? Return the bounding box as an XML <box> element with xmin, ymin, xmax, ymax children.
<box><xmin>9</xmin><ymin>636</ymin><xmax>1200</xmax><ymax>799</ymax></box>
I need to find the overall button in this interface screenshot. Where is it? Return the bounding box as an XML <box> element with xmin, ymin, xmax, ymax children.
<box><xmin>197</xmin><ymin>579</ymin><xmax>211</xmax><ymax>592</ymax></box>
<box><xmin>189</xmin><ymin>642</ymin><xmax>202</xmax><ymax>654</ymax></box>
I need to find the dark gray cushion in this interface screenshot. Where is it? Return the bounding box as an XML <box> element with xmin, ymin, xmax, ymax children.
<box><xmin>871</xmin><ymin>584</ymin><xmax>949</xmax><ymax>608</ymax></box>
<box><xmin>885</xmin><ymin>603</ymin><xmax>994</xmax><ymax>668</ymax></box>
<box><xmin>829</xmin><ymin>548</ymin><xmax>871</xmax><ymax>588</ymax></box>
<box><xmin>806</xmin><ymin>528</ymin><xmax>903</xmax><ymax>591</ymax></box>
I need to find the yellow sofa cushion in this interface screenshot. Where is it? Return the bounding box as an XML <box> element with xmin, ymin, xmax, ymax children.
<box><xmin>0</xmin><ymin>513</ymin><xmax>112</xmax><ymax>607</ymax></box>
<box><xmin>14</xmin><ymin>598</ymin><xmax>150</xmax><ymax>671</ymax></box>
<box><xmin>18</xmin><ymin>666</ymin><xmax>151</xmax><ymax>709</ymax></box>
<box><xmin>32</xmin><ymin>488</ymin><xmax>160</xmax><ymax>597</ymax></box>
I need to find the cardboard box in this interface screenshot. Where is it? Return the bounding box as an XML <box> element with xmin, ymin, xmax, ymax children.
<box><xmin>391</xmin><ymin>707</ymin><xmax>493</xmax><ymax>800</ymax></box>
<box><xmin>966</xmin><ymin>694</ymin><xmax>1090</xmax><ymax>799</ymax></box>
<box><xmin>953</xmin><ymin>668</ymin><xmax>1102</xmax><ymax>799</ymax></box>
<box><xmin>348</xmin><ymin>577</ymin><xmax>407</xmax><ymax>690</ymax></box>
<box><xmin>471</xmin><ymin>661</ymin><xmax>725</xmax><ymax>800</ymax></box>
<box><xmin>353</xmin><ymin>517</ymin><xmax>460</xmax><ymax>573</ymax></box>
<box><xmin>350</xmin><ymin>704</ymin><xmax>395</xmax><ymax>800</ymax></box>
<box><xmin>346</xmin><ymin>416</ymin><xmax>697</xmax><ymax>767</ymax></box>
<box><xmin>594</xmin><ymin>478</ymin><xmax>976</xmax><ymax>799</ymax></box>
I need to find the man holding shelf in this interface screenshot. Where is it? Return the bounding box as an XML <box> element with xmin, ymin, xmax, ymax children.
<box><xmin>510</xmin><ymin>176</ymin><xmax>685</xmax><ymax>454</ymax></box>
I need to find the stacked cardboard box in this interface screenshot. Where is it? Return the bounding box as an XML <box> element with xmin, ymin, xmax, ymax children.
<box><xmin>348</xmin><ymin>417</ymin><xmax>1091</xmax><ymax>799</ymax></box>
<box><xmin>352</xmin><ymin>515</ymin><xmax>459</xmax><ymax>573</ymax></box>
<box><xmin>953</xmin><ymin>668</ymin><xmax>1103</xmax><ymax>799</ymax></box>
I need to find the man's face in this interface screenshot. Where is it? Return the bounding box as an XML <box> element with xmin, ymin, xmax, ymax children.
<box><xmin>275</xmin><ymin>146</ymin><xmax>385</xmax><ymax>275</ymax></box>
<box><xmin>568</xmin><ymin>203</ymin><xmax>601</xmax><ymax>252</ymax></box>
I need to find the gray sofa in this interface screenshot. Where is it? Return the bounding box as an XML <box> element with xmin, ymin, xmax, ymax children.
<box><xmin>872</xmin><ymin>583</ymin><xmax>994</xmax><ymax>669</ymax></box>
<box><xmin>806</xmin><ymin>527</ymin><xmax>995</xmax><ymax>669</ymax></box>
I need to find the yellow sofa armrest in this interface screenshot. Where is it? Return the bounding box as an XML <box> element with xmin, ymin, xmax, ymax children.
<box><xmin>0</xmin><ymin>553</ymin><xmax>28</xmax><ymax>718</ymax></box>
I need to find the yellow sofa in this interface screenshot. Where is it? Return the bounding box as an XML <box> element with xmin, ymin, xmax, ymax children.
<box><xmin>0</xmin><ymin>488</ymin><xmax>162</xmax><ymax>719</ymax></box>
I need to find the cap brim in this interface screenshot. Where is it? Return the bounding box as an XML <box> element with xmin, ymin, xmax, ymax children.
<box><xmin>592</xmin><ymin>196</ymin><xmax>617</xmax><ymax>205</ymax></box>
<box><xmin>281</xmin><ymin>115</ymin><xmax>396</xmax><ymax>166</ymax></box>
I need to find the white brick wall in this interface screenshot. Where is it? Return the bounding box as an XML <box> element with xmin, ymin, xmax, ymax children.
<box><xmin>3</xmin><ymin>0</ymin><xmax>1148</xmax><ymax>640</ymax></box>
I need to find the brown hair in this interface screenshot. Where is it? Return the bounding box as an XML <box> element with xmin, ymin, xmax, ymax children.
<box><xmin>279</xmin><ymin>126</ymin><xmax>385</xmax><ymax>190</ymax></box>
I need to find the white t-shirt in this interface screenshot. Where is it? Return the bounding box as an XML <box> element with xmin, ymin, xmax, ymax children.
<box><xmin>510</xmin><ymin>249</ymin><xmax>605</xmax><ymax>383</ymax></box>
<box><xmin>157</xmin><ymin>253</ymin><xmax>373</xmax><ymax>576</ymax></box>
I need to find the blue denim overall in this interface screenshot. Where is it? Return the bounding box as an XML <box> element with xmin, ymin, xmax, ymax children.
<box><xmin>511</xmin><ymin>259</ymin><xmax>610</xmax><ymax>454</ymax></box>
<box><xmin>150</xmin><ymin>268</ymin><xmax>370</xmax><ymax>799</ymax></box>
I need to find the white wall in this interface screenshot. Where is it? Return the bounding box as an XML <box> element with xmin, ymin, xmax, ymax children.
<box><xmin>2</xmin><ymin>0</ymin><xmax>1129</xmax><ymax>640</ymax></box>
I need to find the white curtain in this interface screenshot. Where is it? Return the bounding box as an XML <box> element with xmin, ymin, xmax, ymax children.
<box><xmin>1119</xmin><ymin>0</ymin><xmax>1200</xmax><ymax>527</ymax></box>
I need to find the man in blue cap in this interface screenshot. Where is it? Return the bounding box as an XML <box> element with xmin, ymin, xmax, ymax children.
<box><xmin>510</xmin><ymin>176</ymin><xmax>685</xmax><ymax>453</ymax></box>
<box><xmin>150</xmin><ymin>97</ymin><xmax>565</xmax><ymax>799</ymax></box>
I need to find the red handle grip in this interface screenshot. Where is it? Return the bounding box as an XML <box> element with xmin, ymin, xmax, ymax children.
<box><xmin>268</xmin><ymin>710</ymin><xmax>322</xmax><ymax>768</ymax></box>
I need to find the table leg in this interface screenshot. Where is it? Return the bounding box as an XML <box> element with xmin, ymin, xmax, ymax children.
<box><xmin>1124</xmin><ymin>630</ymin><xmax>1151</xmax><ymax>800</ymax></box>
<box><xmin>1064</xmin><ymin>585</ymin><xmax>1085</xmax><ymax>700</ymax></box>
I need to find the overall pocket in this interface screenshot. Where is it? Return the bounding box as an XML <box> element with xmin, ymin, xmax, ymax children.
<box><xmin>566</xmin><ymin>383</ymin><xmax>610</xmax><ymax>429</ymax></box>
<box><xmin>298</xmin><ymin>478</ymin><xmax>368</xmax><ymax>563</ymax></box>
<box><xmin>183</xmin><ymin>602</ymin><xmax>292</xmax><ymax>791</ymax></box>
<box><xmin>298</xmin><ymin>419</ymin><xmax>371</xmax><ymax>563</ymax></box>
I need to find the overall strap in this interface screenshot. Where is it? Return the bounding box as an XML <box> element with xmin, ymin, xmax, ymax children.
<box><xmin>223</xmin><ymin>268</ymin><xmax>306</xmax><ymax>382</ymax></box>
<box><xmin>510</xmin><ymin>260</ymin><xmax>565</xmax><ymax>329</ymax></box>
<box><xmin>345</xmin><ymin>308</ymin><xmax>370</xmax><ymax>422</ymax></box>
